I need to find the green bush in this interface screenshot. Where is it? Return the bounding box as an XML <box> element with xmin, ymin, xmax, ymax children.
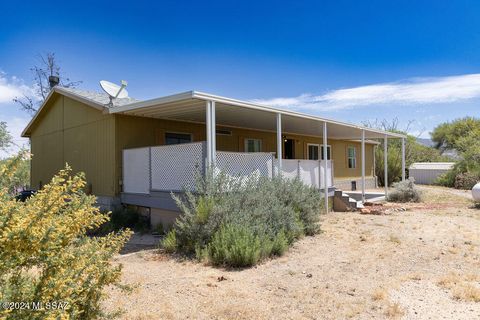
<box><xmin>435</xmin><ymin>170</ymin><xmax>457</xmax><ymax>187</ymax></box>
<box><xmin>387</xmin><ymin>178</ymin><xmax>422</xmax><ymax>202</ymax></box>
<box><xmin>270</xmin><ymin>229</ymin><xmax>289</xmax><ymax>256</ymax></box>
<box><xmin>168</xmin><ymin>171</ymin><xmax>324</xmax><ymax>267</ymax></box>
<box><xmin>162</xmin><ymin>229</ymin><xmax>177</xmax><ymax>253</ymax></box>
<box><xmin>207</xmin><ymin>224</ymin><xmax>261</xmax><ymax>267</ymax></box>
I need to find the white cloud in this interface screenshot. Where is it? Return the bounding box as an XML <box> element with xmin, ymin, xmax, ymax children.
<box><xmin>0</xmin><ymin>72</ymin><xmax>35</xmax><ymax>104</ymax></box>
<box><xmin>253</xmin><ymin>73</ymin><xmax>480</xmax><ymax>111</ymax></box>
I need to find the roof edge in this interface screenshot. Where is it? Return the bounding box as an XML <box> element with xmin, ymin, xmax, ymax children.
<box><xmin>21</xmin><ymin>87</ymin><xmax>106</xmax><ymax>137</ymax></box>
<box><xmin>191</xmin><ymin>91</ymin><xmax>406</xmax><ymax>139</ymax></box>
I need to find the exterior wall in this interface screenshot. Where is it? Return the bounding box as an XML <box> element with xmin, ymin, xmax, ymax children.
<box><xmin>116</xmin><ymin>116</ymin><xmax>376</xmax><ymax>193</ymax></box>
<box><xmin>29</xmin><ymin>95</ymin><xmax>117</xmax><ymax>197</ymax></box>
<box><xmin>409</xmin><ymin>169</ymin><xmax>449</xmax><ymax>185</ymax></box>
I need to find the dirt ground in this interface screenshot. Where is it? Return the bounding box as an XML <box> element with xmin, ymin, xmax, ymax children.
<box><xmin>104</xmin><ymin>186</ymin><xmax>480</xmax><ymax>319</ymax></box>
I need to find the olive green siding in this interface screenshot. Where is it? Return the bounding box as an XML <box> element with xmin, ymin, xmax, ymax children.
<box><xmin>29</xmin><ymin>94</ymin><xmax>116</xmax><ymax>197</ymax></box>
<box><xmin>29</xmin><ymin>94</ymin><xmax>376</xmax><ymax>199</ymax></box>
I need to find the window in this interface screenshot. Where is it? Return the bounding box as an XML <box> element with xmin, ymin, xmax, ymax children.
<box><xmin>308</xmin><ymin>144</ymin><xmax>331</xmax><ymax>160</ymax></box>
<box><xmin>307</xmin><ymin>144</ymin><xmax>319</xmax><ymax>160</ymax></box>
<box><xmin>244</xmin><ymin>139</ymin><xmax>262</xmax><ymax>152</ymax></box>
<box><xmin>347</xmin><ymin>146</ymin><xmax>356</xmax><ymax>168</ymax></box>
<box><xmin>321</xmin><ymin>145</ymin><xmax>331</xmax><ymax>160</ymax></box>
<box><xmin>165</xmin><ymin>132</ymin><xmax>192</xmax><ymax>145</ymax></box>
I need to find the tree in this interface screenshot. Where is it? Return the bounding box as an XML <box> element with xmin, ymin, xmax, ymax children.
<box><xmin>0</xmin><ymin>161</ymin><xmax>131</xmax><ymax>319</ymax></box>
<box><xmin>13</xmin><ymin>52</ymin><xmax>81</xmax><ymax>114</ymax></box>
<box><xmin>431</xmin><ymin>117</ymin><xmax>480</xmax><ymax>153</ymax></box>
<box><xmin>0</xmin><ymin>150</ymin><xmax>30</xmax><ymax>193</ymax></box>
<box><xmin>0</xmin><ymin>121</ymin><xmax>12</xmax><ymax>151</ymax></box>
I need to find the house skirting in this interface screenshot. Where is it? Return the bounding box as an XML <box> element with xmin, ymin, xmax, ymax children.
<box><xmin>334</xmin><ymin>177</ymin><xmax>377</xmax><ymax>191</ymax></box>
<box><xmin>96</xmin><ymin>196</ymin><xmax>121</xmax><ymax>211</ymax></box>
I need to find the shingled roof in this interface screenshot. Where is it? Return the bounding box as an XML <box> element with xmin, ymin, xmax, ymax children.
<box><xmin>57</xmin><ymin>87</ymin><xmax>139</xmax><ymax>107</ymax></box>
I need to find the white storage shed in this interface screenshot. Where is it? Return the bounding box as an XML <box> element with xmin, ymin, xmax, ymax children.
<box><xmin>409</xmin><ymin>162</ymin><xmax>455</xmax><ymax>185</ymax></box>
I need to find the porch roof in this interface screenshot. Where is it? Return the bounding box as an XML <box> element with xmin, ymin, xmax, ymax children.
<box><xmin>108</xmin><ymin>91</ymin><xmax>406</xmax><ymax>140</ymax></box>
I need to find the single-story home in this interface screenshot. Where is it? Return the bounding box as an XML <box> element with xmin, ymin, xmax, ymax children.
<box><xmin>22</xmin><ymin>85</ymin><xmax>406</xmax><ymax>225</ymax></box>
<box><xmin>409</xmin><ymin>162</ymin><xmax>455</xmax><ymax>185</ymax></box>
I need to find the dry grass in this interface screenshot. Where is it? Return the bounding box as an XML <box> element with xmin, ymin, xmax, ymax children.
<box><xmin>452</xmin><ymin>283</ymin><xmax>480</xmax><ymax>302</ymax></box>
<box><xmin>372</xmin><ymin>287</ymin><xmax>388</xmax><ymax>301</ymax></box>
<box><xmin>437</xmin><ymin>272</ymin><xmax>480</xmax><ymax>302</ymax></box>
<box><xmin>385</xmin><ymin>302</ymin><xmax>404</xmax><ymax>319</ymax></box>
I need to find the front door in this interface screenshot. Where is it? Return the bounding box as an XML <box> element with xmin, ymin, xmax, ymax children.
<box><xmin>284</xmin><ymin>139</ymin><xmax>295</xmax><ymax>159</ymax></box>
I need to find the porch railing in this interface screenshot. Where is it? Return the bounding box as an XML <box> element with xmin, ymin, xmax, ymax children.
<box><xmin>122</xmin><ymin>142</ymin><xmax>333</xmax><ymax>194</ymax></box>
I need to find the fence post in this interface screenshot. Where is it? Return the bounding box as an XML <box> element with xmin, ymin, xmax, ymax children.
<box><xmin>149</xmin><ymin>147</ymin><xmax>152</xmax><ymax>192</ymax></box>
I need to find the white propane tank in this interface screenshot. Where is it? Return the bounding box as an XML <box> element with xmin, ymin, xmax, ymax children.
<box><xmin>472</xmin><ymin>182</ymin><xmax>480</xmax><ymax>201</ymax></box>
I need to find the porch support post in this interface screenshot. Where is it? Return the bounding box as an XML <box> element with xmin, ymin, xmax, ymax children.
<box><xmin>323</xmin><ymin>122</ymin><xmax>329</xmax><ymax>213</ymax></box>
<box><xmin>401</xmin><ymin>137</ymin><xmax>406</xmax><ymax>181</ymax></box>
<box><xmin>276</xmin><ymin>113</ymin><xmax>282</xmax><ymax>176</ymax></box>
<box><xmin>206</xmin><ymin>100</ymin><xmax>216</xmax><ymax>168</ymax></box>
<box><xmin>211</xmin><ymin>101</ymin><xmax>216</xmax><ymax>165</ymax></box>
<box><xmin>361</xmin><ymin>129</ymin><xmax>366</xmax><ymax>203</ymax></box>
<box><xmin>384</xmin><ymin>135</ymin><xmax>388</xmax><ymax>197</ymax></box>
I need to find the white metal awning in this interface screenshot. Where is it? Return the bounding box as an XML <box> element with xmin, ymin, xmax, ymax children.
<box><xmin>108</xmin><ymin>91</ymin><xmax>406</xmax><ymax>140</ymax></box>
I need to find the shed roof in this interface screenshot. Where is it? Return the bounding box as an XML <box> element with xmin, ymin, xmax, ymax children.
<box><xmin>409</xmin><ymin>162</ymin><xmax>455</xmax><ymax>170</ymax></box>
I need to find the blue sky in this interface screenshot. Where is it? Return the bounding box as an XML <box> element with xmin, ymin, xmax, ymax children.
<box><xmin>1</xmin><ymin>0</ymin><xmax>480</xmax><ymax>156</ymax></box>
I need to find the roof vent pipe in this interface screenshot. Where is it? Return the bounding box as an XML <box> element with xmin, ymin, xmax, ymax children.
<box><xmin>49</xmin><ymin>76</ymin><xmax>60</xmax><ymax>89</ymax></box>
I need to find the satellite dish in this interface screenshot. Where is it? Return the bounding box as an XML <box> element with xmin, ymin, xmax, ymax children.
<box><xmin>99</xmin><ymin>80</ymin><xmax>129</xmax><ymax>105</ymax></box>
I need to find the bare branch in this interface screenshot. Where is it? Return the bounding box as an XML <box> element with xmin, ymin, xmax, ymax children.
<box><xmin>12</xmin><ymin>95</ymin><xmax>36</xmax><ymax>115</ymax></box>
<box><xmin>13</xmin><ymin>52</ymin><xmax>82</xmax><ymax>114</ymax></box>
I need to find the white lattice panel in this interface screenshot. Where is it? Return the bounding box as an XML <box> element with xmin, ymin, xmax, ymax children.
<box><xmin>123</xmin><ymin>148</ymin><xmax>150</xmax><ymax>194</ymax></box>
<box><xmin>151</xmin><ymin>142</ymin><xmax>204</xmax><ymax>191</ymax></box>
<box><xmin>217</xmin><ymin>152</ymin><xmax>274</xmax><ymax>178</ymax></box>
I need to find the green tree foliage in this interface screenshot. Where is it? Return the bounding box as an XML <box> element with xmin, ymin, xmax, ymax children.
<box><xmin>432</xmin><ymin>117</ymin><xmax>480</xmax><ymax>189</ymax></box>
<box><xmin>431</xmin><ymin>117</ymin><xmax>480</xmax><ymax>152</ymax></box>
<box><xmin>0</xmin><ymin>159</ymin><xmax>131</xmax><ymax>319</ymax></box>
<box><xmin>0</xmin><ymin>121</ymin><xmax>12</xmax><ymax>151</ymax></box>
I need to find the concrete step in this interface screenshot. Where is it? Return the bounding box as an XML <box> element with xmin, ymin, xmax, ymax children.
<box><xmin>333</xmin><ymin>188</ymin><xmax>362</xmax><ymax>211</ymax></box>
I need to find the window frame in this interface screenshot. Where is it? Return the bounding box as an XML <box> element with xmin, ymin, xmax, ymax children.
<box><xmin>244</xmin><ymin>138</ymin><xmax>262</xmax><ymax>152</ymax></box>
<box><xmin>320</xmin><ymin>145</ymin><xmax>332</xmax><ymax>161</ymax></box>
<box><xmin>307</xmin><ymin>143</ymin><xmax>332</xmax><ymax>161</ymax></box>
<box><xmin>347</xmin><ymin>146</ymin><xmax>356</xmax><ymax>169</ymax></box>
<box><xmin>307</xmin><ymin>143</ymin><xmax>320</xmax><ymax>160</ymax></box>
<box><xmin>164</xmin><ymin>131</ymin><xmax>193</xmax><ymax>145</ymax></box>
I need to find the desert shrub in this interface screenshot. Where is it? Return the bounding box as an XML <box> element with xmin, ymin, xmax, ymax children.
<box><xmin>270</xmin><ymin>229</ymin><xmax>289</xmax><ymax>256</ymax></box>
<box><xmin>435</xmin><ymin>170</ymin><xmax>457</xmax><ymax>187</ymax></box>
<box><xmin>207</xmin><ymin>224</ymin><xmax>261</xmax><ymax>267</ymax></box>
<box><xmin>454</xmin><ymin>172</ymin><xmax>479</xmax><ymax>190</ymax></box>
<box><xmin>167</xmin><ymin>171</ymin><xmax>324</xmax><ymax>267</ymax></box>
<box><xmin>387</xmin><ymin>178</ymin><xmax>422</xmax><ymax>202</ymax></box>
<box><xmin>0</xmin><ymin>161</ymin><xmax>131</xmax><ymax>320</ymax></box>
<box><xmin>162</xmin><ymin>229</ymin><xmax>177</xmax><ymax>253</ymax></box>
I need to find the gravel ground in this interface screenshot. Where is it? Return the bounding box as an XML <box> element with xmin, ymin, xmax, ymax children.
<box><xmin>104</xmin><ymin>186</ymin><xmax>480</xmax><ymax>319</ymax></box>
